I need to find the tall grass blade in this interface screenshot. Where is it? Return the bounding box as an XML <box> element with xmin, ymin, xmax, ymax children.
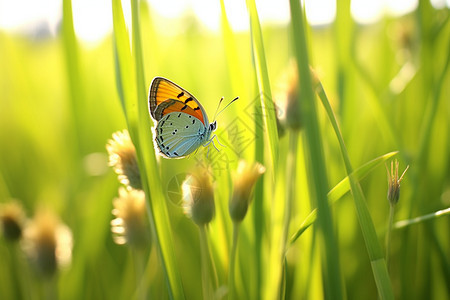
<box><xmin>316</xmin><ymin>82</ymin><xmax>394</xmax><ymax>299</ymax></box>
<box><xmin>245</xmin><ymin>0</ymin><xmax>279</xmax><ymax>172</ymax></box>
<box><xmin>131</xmin><ymin>1</ymin><xmax>185</xmax><ymax>298</ymax></box>
<box><xmin>334</xmin><ymin>0</ymin><xmax>352</xmax><ymax>118</ymax></box>
<box><xmin>244</xmin><ymin>1</ymin><xmax>277</xmax><ymax>296</ymax></box>
<box><xmin>290</xmin><ymin>151</ymin><xmax>398</xmax><ymax>244</ymax></box>
<box><xmin>253</xmin><ymin>82</ymin><xmax>265</xmax><ymax>299</ymax></box>
<box><xmin>289</xmin><ymin>0</ymin><xmax>343</xmax><ymax>298</ymax></box>
<box><xmin>394</xmin><ymin>207</ymin><xmax>450</xmax><ymax>229</ymax></box>
<box><xmin>112</xmin><ymin>0</ymin><xmax>185</xmax><ymax>298</ymax></box>
<box><xmin>112</xmin><ymin>0</ymin><xmax>138</xmax><ymax>131</ymax></box>
<box><xmin>62</xmin><ymin>0</ymin><xmax>84</xmax><ymax>153</ymax></box>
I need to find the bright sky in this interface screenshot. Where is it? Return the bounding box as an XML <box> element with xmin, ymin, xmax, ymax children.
<box><xmin>0</xmin><ymin>0</ymin><xmax>448</xmax><ymax>43</ymax></box>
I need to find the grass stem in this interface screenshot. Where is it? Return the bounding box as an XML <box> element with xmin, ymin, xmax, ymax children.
<box><xmin>279</xmin><ymin>131</ymin><xmax>299</xmax><ymax>293</ymax></box>
<box><xmin>283</xmin><ymin>131</ymin><xmax>298</xmax><ymax>247</ymax></box>
<box><xmin>228</xmin><ymin>222</ymin><xmax>240</xmax><ymax>300</ymax></box>
<box><xmin>199</xmin><ymin>225</ymin><xmax>218</xmax><ymax>299</ymax></box>
<box><xmin>385</xmin><ymin>203</ymin><xmax>395</xmax><ymax>269</ymax></box>
<box><xmin>132</xmin><ymin>248</ymin><xmax>148</xmax><ymax>300</ymax></box>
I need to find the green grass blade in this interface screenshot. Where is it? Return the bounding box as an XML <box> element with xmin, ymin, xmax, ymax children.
<box><xmin>221</xmin><ymin>1</ymin><xmax>265</xmax><ymax>295</ymax></box>
<box><xmin>316</xmin><ymin>82</ymin><xmax>394</xmax><ymax>299</ymax></box>
<box><xmin>334</xmin><ymin>0</ymin><xmax>352</xmax><ymax>117</ymax></box>
<box><xmin>394</xmin><ymin>207</ymin><xmax>450</xmax><ymax>229</ymax></box>
<box><xmin>289</xmin><ymin>1</ymin><xmax>343</xmax><ymax>298</ymax></box>
<box><xmin>327</xmin><ymin>151</ymin><xmax>397</xmax><ymax>203</ymax></box>
<box><xmin>245</xmin><ymin>0</ymin><xmax>279</xmax><ymax>173</ymax></box>
<box><xmin>244</xmin><ymin>1</ymin><xmax>277</xmax><ymax>297</ymax></box>
<box><xmin>62</xmin><ymin>0</ymin><xmax>84</xmax><ymax>153</ymax></box>
<box><xmin>112</xmin><ymin>0</ymin><xmax>138</xmax><ymax>131</ymax></box>
<box><xmin>290</xmin><ymin>151</ymin><xmax>398</xmax><ymax>244</ymax></box>
<box><xmin>112</xmin><ymin>0</ymin><xmax>185</xmax><ymax>298</ymax></box>
<box><xmin>253</xmin><ymin>82</ymin><xmax>266</xmax><ymax>300</ymax></box>
<box><xmin>130</xmin><ymin>1</ymin><xmax>185</xmax><ymax>299</ymax></box>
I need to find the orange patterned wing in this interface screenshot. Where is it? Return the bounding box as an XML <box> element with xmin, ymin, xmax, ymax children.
<box><xmin>148</xmin><ymin>77</ymin><xmax>207</xmax><ymax>125</ymax></box>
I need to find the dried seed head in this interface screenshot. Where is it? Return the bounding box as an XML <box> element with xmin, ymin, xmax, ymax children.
<box><xmin>0</xmin><ymin>200</ymin><xmax>26</xmax><ymax>242</ymax></box>
<box><xmin>106</xmin><ymin>130</ymin><xmax>141</xmax><ymax>190</ymax></box>
<box><xmin>275</xmin><ymin>104</ymin><xmax>286</xmax><ymax>138</ymax></box>
<box><xmin>386</xmin><ymin>159</ymin><xmax>409</xmax><ymax>205</ymax></box>
<box><xmin>182</xmin><ymin>169</ymin><xmax>215</xmax><ymax>226</ymax></box>
<box><xmin>111</xmin><ymin>187</ymin><xmax>151</xmax><ymax>248</ymax></box>
<box><xmin>278</xmin><ymin>61</ymin><xmax>320</xmax><ymax>131</ymax></box>
<box><xmin>21</xmin><ymin>209</ymin><xmax>73</xmax><ymax>277</ymax></box>
<box><xmin>284</xmin><ymin>61</ymin><xmax>302</xmax><ymax>130</ymax></box>
<box><xmin>229</xmin><ymin>160</ymin><xmax>265</xmax><ymax>223</ymax></box>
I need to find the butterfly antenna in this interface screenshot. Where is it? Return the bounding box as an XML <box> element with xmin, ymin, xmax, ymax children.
<box><xmin>214</xmin><ymin>96</ymin><xmax>239</xmax><ymax>120</ymax></box>
<box><xmin>212</xmin><ymin>97</ymin><xmax>224</xmax><ymax>121</ymax></box>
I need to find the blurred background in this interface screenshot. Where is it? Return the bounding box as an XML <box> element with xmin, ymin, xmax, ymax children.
<box><xmin>0</xmin><ymin>0</ymin><xmax>449</xmax><ymax>299</ymax></box>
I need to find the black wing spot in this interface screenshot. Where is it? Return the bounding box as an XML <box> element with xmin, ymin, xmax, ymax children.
<box><xmin>184</xmin><ymin>97</ymin><xmax>193</xmax><ymax>104</ymax></box>
<box><xmin>194</xmin><ymin>107</ymin><xmax>200</xmax><ymax>111</ymax></box>
<box><xmin>160</xmin><ymin>120</ymin><xmax>165</xmax><ymax>126</ymax></box>
<box><xmin>170</xmin><ymin>123</ymin><xmax>173</xmax><ymax>126</ymax></box>
<box><xmin>185</xmin><ymin>125</ymin><xmax>189</xmax><ymax>129</ymax></box>
<box><xmin>177</xmin><ymin>92</ymin><xmax>184</xmax><ymax>98</ymax></box>
<box><xmin>189</xmin><ymin>115</ymin><xmax>192</xmax><ymax>118</ymax></box>
<box><xmin>159</xmin><ymin>128</ymin><xmax>163</xmax><ymax>134</ymax></box>
<box><xmin>166</xmin><ymin>115</ymin><xmax>171</xmax><ymax>120</ymax></box>
<box><xmin>173</xmin><ymin>151</ymin><xmax>179</xmax><ymax>156</ymax></box>
<box><xmin>166</xmin><ymin>146</ymin><xmax>169</xmax><ymax>150</ymax></box>
<box><xmin>192</xmin><ymin>119</ymin><xmax>195</xmax><ymax>124</ymax></box>
<box><xmin>181</xmin><ymin>105</ymin><xmax>188</xmax><ymax>111</ymax></box>
<box><xmin>172</xmin><ymin>132</ymin><xmax>176</xmax><ymax>135</ymax></box>
<box><xmin>160</xmin><ymin>136</ymin><xmax>164</xmax><ymax>142</ymax></box>
<box><xmin>161</xmin><ymin>143</ymin><xmax>165</xmax><ymax>148</ymax></box>
<box><xmin>178</xmin><ymin>113</ymin><xmax>181</xmax><ymax>117</ymax></box>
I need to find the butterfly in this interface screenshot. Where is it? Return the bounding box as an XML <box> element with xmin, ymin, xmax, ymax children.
<box><xmin>148</xmin><ymin>77</ymin><xmax>237</xmax><ymax>159</ymax></box>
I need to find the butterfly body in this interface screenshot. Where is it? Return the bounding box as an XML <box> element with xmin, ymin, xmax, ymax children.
<box><xmin>148</xmin><ymin>77</ymin><xmax>217</xmax><ymax>158</ymax></box>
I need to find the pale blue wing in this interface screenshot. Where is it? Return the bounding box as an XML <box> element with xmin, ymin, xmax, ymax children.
<box><xmin>154</xmin><ymin>112</ymin><xmax>208</xmax><ymax>158</ymax></box>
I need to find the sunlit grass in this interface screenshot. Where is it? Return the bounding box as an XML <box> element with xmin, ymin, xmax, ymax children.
<box><xmin>0</xmin><ymin>1</ymin><xmax>449</xmax><ymax>300</ymax></box>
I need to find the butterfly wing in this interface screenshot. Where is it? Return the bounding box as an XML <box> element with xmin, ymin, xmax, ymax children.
<box><xmin>149</xmin><ymin>77</ymin><xmax>208</xmax><ymax>125</ymax></box>
<box><xmin>154</xmin><ymin>112</ymin><xmax>207</xmax><ymax>158</ymax></box>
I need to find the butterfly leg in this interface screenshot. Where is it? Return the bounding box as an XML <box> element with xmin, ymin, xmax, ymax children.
<box><xmin>204</xmin><ymin>135</ymin><xmax>224</xmax><ymax>152</ymax></box>
<box><xmin>212</xmin><ymin>135</ymin><xmax>226</xmax><ymax>148</ymax></box>
<box><xmin>203</xmin><ymin>137</ymin><xmax>218</xmax><ymax>158</ymax></box>
<box><xmin>202</xmin><ymin>140</ymin><xmax>214</xmax><ymax>158</ymax></box>
<box><xmin>211</xmin><ymin>140</ymin><xmax>220</xmax><ymax>153</ymax></box>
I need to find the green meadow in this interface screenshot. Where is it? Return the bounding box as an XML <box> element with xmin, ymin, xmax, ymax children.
<box><xmin>0</xmin><ymin>0</ymin><xmax>449</xmax><ymax>299</ymax></box>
